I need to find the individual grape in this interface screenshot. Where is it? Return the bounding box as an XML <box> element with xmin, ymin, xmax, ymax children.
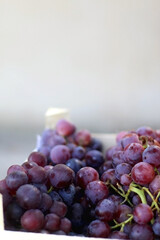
<box><xmin>39</xmin><ymin>193</ymin><xmax>52</xmax><ymax>212</ymax></box>
<box><xmin>33</xmin><ymin>183</ymin><xmax>47</xmax><ymax>193</ymax></box>
<box><xmin>105</xmin><ymin>146</ymin><xmax>122</xmax><ymax>160</ymax></box>
<box><xmin>56</xmin><ymin>119</ymin><xmax>76</xmax><ymax>137</ymax></box>
<box><xmin>132</xmin><ymin>195</ymin><xmax>141</xmax><ymax>206</ymax></box>
<box><xmin>108</xmin><ymin>194</ymin><xmax>123</xmax><ymax>207</ymax></box>
<box><xmin>0</xmin><ymin>179</ymin><xmax>9</xmax><ymax>194</ymax></box>
<box><xmin>22</xmin><ymin>161</ymin><xmax>38</xmax><ymax>172</ymax></box>
<box><xmin>152</xmin><ymin>216</ymin><xmax>160</xmax><ymax>236</ymax></box>
<box><xmin>75</xmin><ymin>130</ymin><xmax>91</xmax><ymax>146</ymax></box>
<box><xmin>109</xmin><ymin>231</ymin><xmax>129</xmax><ymax>239</ymax></box>
<box><xmin>72</xmin><ymin>146</ymin><xmax>85</xmax><ymax>160</ymax></box>
<box><xmin>120</xmin><ymin>133</ymin><xmax>140</xmax><ymax>149</ymax></box>
<box><xmin>112</xmin><ymin>151</ymin><xmax>125</xmax><ymax>167</ymax></box>
<box><xmin>98</xmin><ymin>160</ymin><xmax>112</xmax><ymax>176</ymax></box>
<box><xmin>44</xmin><ymin>213</ymin><xmax>60</xmax><ymax>231</ymax></box>
<box><xmin>87</xmin><ymin>220</ymin><xmax>110</xmax><ymax>238</ymax></box>
<box><xmin>143</xmin><ymin>145</ymin><xmax>160</xmax><ymax>167</ymax></box>
<box><xmin>85</xmin><ymin>180</ymin><xmax>109</xmax><ymax>205</ymax></box>
<box><xmin>95</xmin><ymin>198</ymin><xmax>116</xmax><ymax>221</ymax></box>
<box><xmin>76</xmin><ymin>167</ymin><xmax>99</xmax><ymax>189</ymax></box>
<box><xmin>123</xmin><ymin>223</ymin><xmax>133</xmax><ymax>235</ymax></box>
<box><xmin>69</xmin><ymin>203</ymin><xmax>85</xmax><ymax>233</ymax></box>
<box><xmin>0</xmin><ymin>180</ymin><xmax>13</xmax><ymax>208</ymax></box>
<box><xmin>85</xmin><ymin>150</ymin><xmax>104</xmax><ymax>168</ymax></box>
<box><xmin>149</xmin><ymin>175</ymin><xmax>160</xmax><ymax>195</ymax></box>
<box><xmin>58</xmin><ymin>184</ymin><xmax>76</xmax><ymax>206</ymax></box>
<box><xmin>16</xmin><ymin>184</ymin><xmax>42</xmax><ymax>209</ymax></box>
<box><xmin>136</xmin><ymin>126</ymin><xmax>155</xmax><ymax>138</ymax></box>
<box><xmin>49</xmin><ymin>164</ymin><xmax>75</xmax><ymax>189</ymax></box>
<box><xmin>129</xmin><ymin>224</ymin><xmax>154</xmax><ymax>240</ymax></box>
<box><xmin>101</xmin><ymin>169</ymin><xmax>117</xmax><ymax>185</ymax></box>
<box><xmin>44</xmin><ymin>165</ymin><xmax>54</xmax><ymax>177</ymax></box>
<box><xmin>66</xmin><ymin>158</ymin><xmax>83</xmax><ymax>173</ymax></box>
<box><xmin>131</xmin><ymin>162</ymin><xmax>155</xmax><ymax>185</ymax></box>
<box><xmin>5</xmin><ymin>171</ymin><xmax>28</xmax><ymax>192</ymax></box>
<box><xmin>28</xmin><ymin>166</ymin><xmax>47</xmax><ymax>184</ymax></box>
<box><xmin>120</xmin><ymin>174</ymin><xmax>132</xmax><ymax>186</ymax></box>
<box><xmin>41</xmin><ymin>129</ymin><xmax>66</xmax><ymax>148</ymax></box>
<box><xmin>28</xmin><ymin>152</ymin><xmax>47</xmax><ymax>167</ymax></box>
<box><xmin>21</xmin><ymin>209</ymin><xmax>44</xmax><ymax>232</ymax></box>
<box><xmin>5</xmin><ymin>200</ymin><xmax>24</xmax><ymax>224</ymax></box>
<box><xmin>60</xmin><ymin>218</ymin><xmax>72</xmax><ymax>234</ymax></box>
<box><xmin>115</xmin><ymin>204</ymin><xmax>132</xmax><ymax>223</ymax></box>
<box><xmin>124</xmin><ymin>143</ymin><xmax>144</xmax><ymax>165</ymax></box>
<box><xmin>7</xmin><ymin>165</ymin><xmax>26</xmax><ymax>175</ymax></box>
<box><xmin>38</xmin><ymin>146</ymin><xmax>50</xmax><ymax>158</ymax></box>
<box><xmin>50</xmin><ymin>145</ymin><xmax>70</xmax><ymax>164</ymax></box>
<box><xmin>87</xmin><ymin>138</ymin><xmax>103</xmax><ymax>151</ymax></box>
<box><xmin>116</xmin><ymin>131</ymin><xmax>128</xmax><ymax>143</ymax></box>
<box><xmin>67</xmin><ymin>143</ymin><xmax>77</xmax><ymax>153</ymax></box>
<box><xmin>49</xmin><ymin>191</ymin><xmax>62</xmax><ymax>202</ymax></box>
<box><xmin>50</xmin><ymin>200</ymin><xmax>67</xmax><ymax>217</ymax></box>
<box><xmin>115</xmin><ymin>163</ymin><xmax>131</xmax><ymax>180</ymax></box>
<box><xmin>133</xmin><ymin>203</ymin><xmax>153</xmax><ymax>224</ymax></box>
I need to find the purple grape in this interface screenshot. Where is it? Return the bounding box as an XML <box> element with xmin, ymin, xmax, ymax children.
<box><xmin>72</xmin><ymin>146</ymin><xmax>85</xmax><ymax>160</ymax></box>
<box><xmin>28</xmin><ymin>166</ymin><xmax>47</xmax><ymax>184</ymax></box>
<box><xmin>21</xmin><ymin>209</ymin><xmax>44</xmax><ymax>231</ymax></box>
<box><xmin>115</xmin><ymin>163</ymin><xmax>131</xmax><ymax>180</ymax></box>
<box><xmin>115</xmin><ymin>204</ymin><xmax>132</xmax><ymax>223</ymax></box>
<box><xmin>50</xmin><ymin>200</ymin><xmax>67</xmax><ymax>217</ymax></box>
<box><xmin>120</xmin><ymin>133</ymin><xmax>140</xmax><ymax>149</ymax></box>
<box><xmin>129</xmin><ymin>224</ymin><xmax>154</xmax><ymax>240</ymax></box>
<box><xmin>58</xmin><ymin>184</ymin><xmax>76</xmax><ymax>206</ymax></box>
<box><xmin>87</xmin><ymin>138</ymin><xmax>103</xmax><ymax>151</ymax></box>
<box><xmin>38</xmin><ymin>146</ymin><xmax>50</xmax><ymax>158</ymax></box>
<box><xmin>39</xmin><ymin>193</ymin><xmax>52</xmax><ymax>212</ymax></box>
<box><xmin>56</xmin><ymin>119</ymin><xmax>76</xmax><ymax>137</ymax></box>
<box><xmin>85</xmin><ymin>150</ymin><xmax>104</xmax><ymax>168</ymax></box>
<box><xmin>106</xmin><ymin>145</ymin><xmax>122</xmax><ymax>160</ymax></box>
<box><xmin>69</xmin><ymin>203</ymin><xmax>85</xmax><ymax>233</ymax></box>
<box><xmin>49</xmin><ymin>191</ymin><xmax>63</xmax><ymax>202</ymax></box>
<box><xmin>109</xmin><ymin>231</ymin><xmax>129</xmax><ymax>239</ymax></box>
<box><xmin>49</xmin><ymin>164</ymin><xmax>75</xmax><ymax>189</ymax></box>
<box><xmin>120</xmin><ymin>174</ymin><xmax>132</xmax><ymax>186</ymax></box>
<box><xmin>41</xmin><ymin>129</ymin><xmax>66</xmax><ymax>148</ymax></box>
<box><xmin>87</xmin><ymin>220</ymin><xmax>110</xmax><ymax>238</ymax></box>
<box><xmin>152</xmin><ymin>216</ymin><xmax>160</xmax><ymax>236</ymax></box>
<box><xmin>95</xmin><ymin>198</ymin><xmax>116</xmax><ymax>221</ymax></box>
<box><xmin>60</xmin><ymin>218</ymin><xmax>72</xmax><ymax>234</ymax></box>
<box><xmin>50</xmin><ymin>145</ymin><xmax>71</xmax><ymax>164</ymax></box>
<box><xmin>7</xmin><ymin>165</ymin><xmax>26</xmax><ymax>175</ymax></box>
<box><xmin>75</xmin><ymin>130</ymin><xmax>91</xmax><ymax>146</ymax></box>
<box><xmin>76</xmin><ymin>167</ymin><xmax>99</xmax><ymax>189</ymax></box>
<box><xmin>133</xmin><ymin>203</ymin><xmax>153</xmax><ymax>224</ymax></box>
<box><xmin>5</xmin><ymin>200</ymin><xmax>24</xmax><ymax>224</ymax></box>
<box><xmin>101</xmin><ymin>169</ymin><xmax>117</xmax><ymax>185</ymax></box>
<box><xmin>16</xmin><ymin>184</ymin><xmax>42</xmax><ymax>209</ymax></box>
<box><xmin>28</xmin><ymin>152</ymin><xmax>47</xmax><ymax>167</ymax></box>
<box><xmin>143</xmin><ymin>145</ymin><xmax>160</xmax><ymax>167</ymax></box>
<box><xmin>5</xmin><ymin>171</ymin><xmax>28</xmax><ymax>192</ymax></box>
<box><xmin>112</xmin><ymin>151</ymin><xmax>125</xmax><ymax>167</ymax></box>
<box><xmin>136</xmin><ymin>126</ymin><xmax>155</xmax><ymax>138</ymax></box>
<box><xmin>66</xmin><ymin>158</ymin><xmax>83</xmax><ymax>173</ymax></box>
<box><xmin>149</xmin><ymin>175</ymin><xmax>160</xmax><ymax>195</ymax></box>
<box><xmin>124</xmin><ymin>143</ymin><xmax>144</xmax><ymax>165</ymax></box>
<box><xmin>22</xmin><ymin>161</ymin><xmax>38</xmax><ymax>172</ymax></box>
<box><xmin>44</xmin><ymin>213</ymin><xmax>60</xmax><ymax>231</ymax></box>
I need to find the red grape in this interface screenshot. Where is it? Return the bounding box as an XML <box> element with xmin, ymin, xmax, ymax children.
<box><xmin>50</xmin><ymin>200</ymin><xmax>67</xmax><ymax>218</ymax></box>
<box><xmin>44</xmin><ymin>213</ymin><xmax>60</xmax><ymax>231</ymax></box>
<box><xmin>76</xmin><ymin>167</ymin><xmax>99</xmax><ymax>189</ymax></box>
<box><xmin>60</xmin><ymin>218</ymin><xmax>72</xmax><ymax>234</ymax></box>
<box><xmin>75</xmin><ymin>130</ymin><xmax>91</xmax><ymax>146</ymax></box>
<box><xmin>56</xmin><ymin>119</ymin><xmax>76</xmax><ymax>137</ymax></box>
<box><xmin>149</xmin><ymin>175</ymin><xmax>160</xmax><ymax>195</ymax></box>
<box><xmin>28</xmin><ymin>152</ymin><xmax>47</xmax><ymax>167</ymax></box>
<box><xmin>133</xmin><ymin>203</ymin><xmax>153</xmax><ymax>224</ymax></box>
<box><xmin>129</xmin><ymin>224</ymin><xmax>154</xmax><ymax>240</ymax></box>
<box><xmin>87</xmin><ymin>220</ymin><xmax>110</xmax><ymax>238</ymax></box>
<box><xmin>95</xmin><ymin>198</ymin><xmax>116</xmax><ymax>221</ymax></box>
<box><xmin>21</xmin><ymin>209</ymin><xmax>44</xmax><ymax>231</ymax></box>
<box><xmin>5</xmin><ymin>171</ymin><xmax>28</xmax><ymax>192</ymax></box>
<box><xmin>143</xmin><ymin>145</ymin><xmax>160</xmax><ymax>167</ymax></box>
<box><xmin>50</xmin><ymin>145</ymin><xmax>70</xmax><ymax>164</ymax></box>
<box><xmin>85</xmin><ymin>150</ymin><xmax>104</xmax><ymax>168</ymax></box>
<box><xmin>124</xmin><ymin>143</ymin><xmax>144</xmax><ymax>165</ymax></box>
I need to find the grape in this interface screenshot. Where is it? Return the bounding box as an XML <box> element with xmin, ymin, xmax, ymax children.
<box><xmin>50</xmin><ymin>200</ymin><xmax>67</xmax><ymax>217</ymax></box>
<box><xmin>69</xmin><ymin>203</ymin><xmax>85</xmax><ymax>233</ymax></box>
<box><xmin>60</xmin><ymin>218</ymin><xmax>72</xmax><ymax>234</ymax></box>
<box><xmin>101</xmin><ymin>169</ymin><xmax>117</xmax><ymax>185</ymax></box>
<box><xmin>105</xmin><ymin>145</ymin><xmax>122</xmax><ymax>160</ymax></box>
<box><xmin>115</xmin><ymin>204</ymin><xmax>132</xmax><ymax>223</ymax></box>
<box><xmin>72</xmin><ymin>146</ymin><xmax>85</xmax><ymax>160</ymax></box>
<box><xmin>131</xmin><ymin>162</ymin><xmax>155</xmax><ymax>185</ymax></box>
<box><xmin>7</xmin><ymin>165</ymin><xmax>26</xmax><ymax>175</ymax></box>
<box><xmin>28</xmin><ymin>152</ymin><xmax>47</xmax><ymax>167</ymax></box>
<box><xmin>44</xmin><ymin>213</ymin><xmax>60</xmax><ymax>231</ymax></box>
<box><xmin>38</xmin><ymin>146</ymin><xmax>50</xmax><ymax>158</ymax></box>
<box><xmin>5</xmin><ymin>201</ymin><xmax>24</xmax><ymax>224</ymax></box>
<box><xmin>109</xmin><ymin>231</ymin><xmax>129</xmax><ymax>239</ymax></box>
<box><xmin>85</xmin><ymin>180</ymin><xmax>109</xmax><ymax>205</ymax></box>
<box><xmin>56</xmin><ymin>119</ymin><xmax>76</xmax><ymax>137</ymax></box>
<box><xmin>120</xmin><ymin>133</ymin><xmax>140</xmax><ymax>149</ymax></box>
<box><xmin>76</xmin><ymin>167</ymin><xmax>99</xmax><ymax>189</ymax></box>
<box><xmin>120</xmin><ymin>174</ymin><xmax>132</xmax><ymax>186</ymax></box>
<box><xmin>49</xmin><ymin>191</ymin><xmax>62</xmax><ymax>202</ymax></box>
<box><xmin>0</xmin><ymin>179</ymin><xmax>9</xmax><ymax>194</ymax></box>
<box><xmin>66</xmin><ymin>143</ymin><xmax>77</xmax><ymax>153</ymax></box>
<box><xmin>16</xmin><ymin>184</ymin><xmax>42</xmax><ymax>209</ymax></box>
<box><xmin>116</xmin><ymin>131</ymin><xmax>128</xmax><ymax>143</ymax></box>
<box><xmin>39</xmin><ymin>193</ymin><xmax>52</xmax><ymax>212</ymax></box>
<box><xmin>44</xmin><ymin>165</ymin><xmax>54</xmax><ymax>177</ymax></box>
<box><xmin>115</xmin><ymin>163</ymin><xmax>131</xmax><ymax>180</ymax></box>
<box><xmin>75</xmin><ymin>130</ymin><xmax>91</xmax><ymax>146</ymax></box>
<box><xmin>108</xmin><ymin>194</ymin><xmax>123</xmax><ymax>207</ymax></box>
<box><xmin>87</xmin><ymin>220</ymin><xmax>110</xmax><ymax>238</ymax></box>
<box><xmin>129</xmin><ymin>224</ymin><xmax>154</xmax><ymax>240</ymax></box>
<box><xmin>136</xmin><ymin>126</ymin><xmax>155</xmax><ymax>138</ymax></box>
<box><xmin>58</xmin><ymin>184</ymin><xmax>76</xmax><ymax>206</ymax></box>
<box><xmin>50</xmin><ymin>145</ymin><xmax>70</xmax><ymax>164</ymax></box>
<box><xmin>132</xmin><ymin>195</ymin><xmax>141</xmax><ymax>206</ymax></box>
<box><xmin>95</xmin><ymin>198</ymin><xmax>116</xmax><ymax>221</ymax></box>
<box><xmin>28</xmin><ymin>166</ymin><xmax>47</xmax><ymax>184</ymax></box>
<box><xmin>49</xmin><ymin>164</ymin><xmax>75</xmax><ymax>189</ymax></box>
<box><xmin>87</xmin><ymin>138</ymin><xmax>103</xmax><ymax>151</ymax></box>
<box><xmin>5</xmin><ymin>171</ymin><xmax>28</xmax><ymax>192</ymax></box>
<box><xmin>143</xmin><ymin>145</ymin><xmax>160</xmax><ymax>167</ymax></box>
<box><xmin>22</xmin><ymin>161</ymin><xmax>38</xmax><ymax>171</ymax></box>
<box><xmin>98</xmin><ymin>160</ymin><xmax>112</xmax><ymax>175</ymax></box>
<box><xmin>149</xmin><ymin>175</ymin><xmax>160</xmax><ymax>195</ymax></box>
<box><xmin>21</xmin><ymin>209</ymin><xmax>44</xmax><ymax>232</ymax></box>
<box><xmin>85</xmin><ymin>150</ymin><xmax>104</xmax><ymax>168</ymax></box>
<box><xmin>112</xmin><ymin>151</ymin><xmax>125</xmax><ymax>167</ymax></box>
<box><xmin>41</xmin><ymin>129</ymin><xmax>66</xmax><ymax>148</ymax></box>
<box><xmin>66</xmin><ymin>158</ymin><xmax>83</xmax><ymax>173</ymax></box>
<box><xmin>133</xmin><ymin>203</ymin><xmax>153</xmax><ymax>224</ymax></box>
<box><xmin>152</xmin><ymin>216</ymin><xmax>160</xmax><ymax>236</ymax></box>
<box><xmin>124</xmin><ymin>143</ymin><xmax>144</xmax><ymax>165</ymax></box>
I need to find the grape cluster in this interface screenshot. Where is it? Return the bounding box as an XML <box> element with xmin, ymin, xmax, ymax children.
<box><xmin>1</xmin><ymin>123</ymin><xmax>160</xmax><ymax>239</ymax></box>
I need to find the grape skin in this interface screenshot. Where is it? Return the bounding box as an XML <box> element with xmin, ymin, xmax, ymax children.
<box><xmin>21</xmin><ymin>209</ymin><xmax>44</xmax><ymax>232</ymax></box>
<box><xmin>133</xmin><ymin>203</ymin><xmax>153</xmax><ymax>224</ymax></box>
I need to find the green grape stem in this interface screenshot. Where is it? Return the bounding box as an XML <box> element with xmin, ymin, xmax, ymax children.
<box><xmin>111</xmin><ymin>215</ymin><xmax>133</xmax><ymax>231</ymax></box>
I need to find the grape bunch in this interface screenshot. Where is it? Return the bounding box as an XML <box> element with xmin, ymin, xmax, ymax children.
<box><xmin>1</xmin><ymin>123</ymin><xmax>160</xmax><ymax>239</ymax></box>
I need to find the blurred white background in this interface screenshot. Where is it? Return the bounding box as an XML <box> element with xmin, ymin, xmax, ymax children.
<box><xmin>0</xmin><ymin>0</ymin><xmax>160</xmax><ymax>177</ymax></box>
